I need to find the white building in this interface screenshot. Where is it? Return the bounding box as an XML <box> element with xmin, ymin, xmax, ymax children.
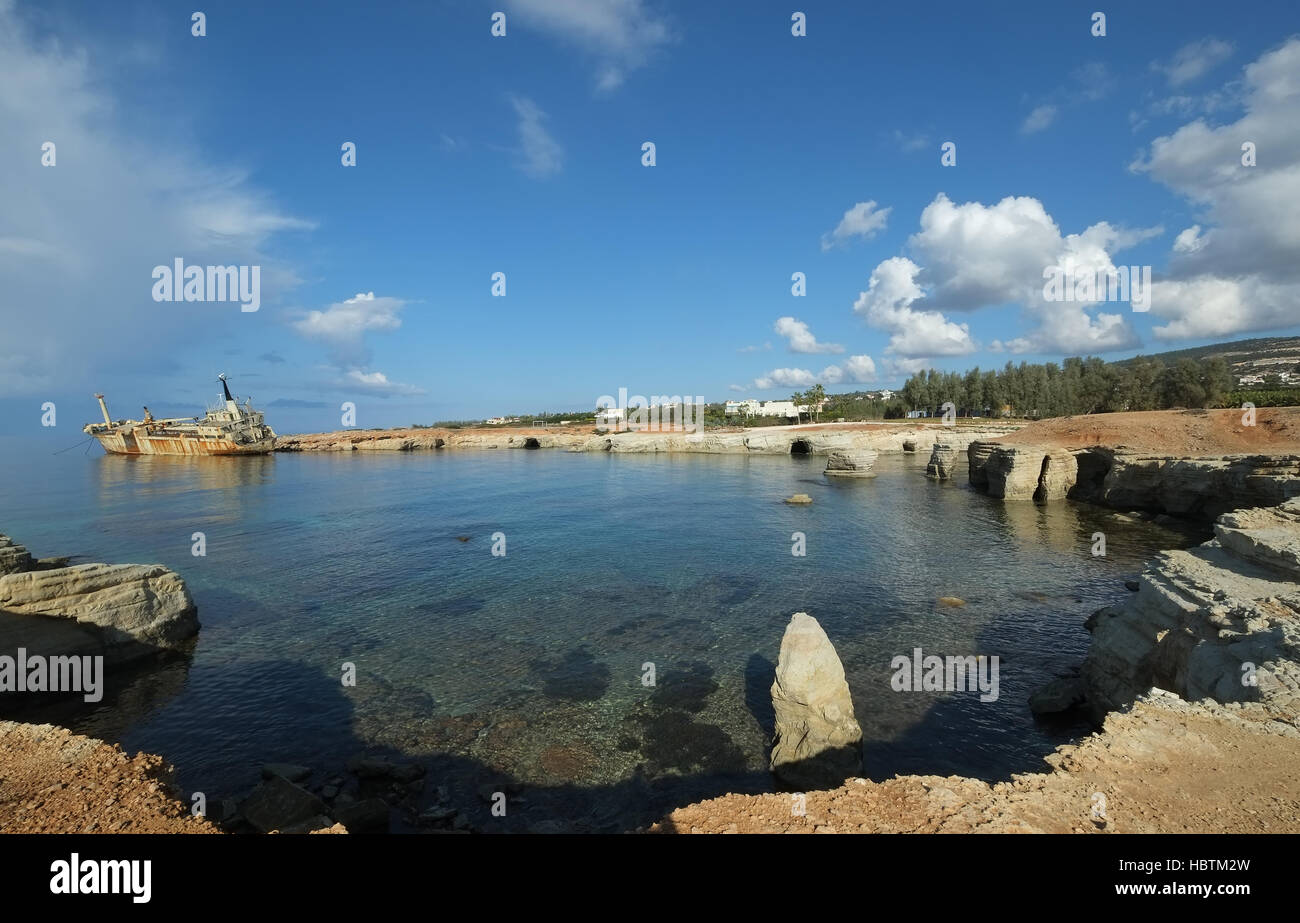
<box><xmin>595</xmin><ymin>406</ymin><xmax>625</xmax><ymax>428</ymax></box>
<box><xmin>760</xmin><ymin>400</ymin><xmax>800</xmax><ymax>419</ymax></box>
<box><xmin>724</xmin><ymin>399</ymin><xmax>762</xmax><ymax>417</ymax></box>
<box><xmin>877</xmin><ymin>389</ymin><xmax>895</xmax><ymax>400</ymax></box>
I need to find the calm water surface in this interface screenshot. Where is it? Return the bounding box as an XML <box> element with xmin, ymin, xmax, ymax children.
<box><xmin>0</xmin><ymin>434</ymin><xmax>1205</xmax><ymax>830</ymax></box>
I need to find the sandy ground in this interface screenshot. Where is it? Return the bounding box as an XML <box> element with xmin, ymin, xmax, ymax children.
<box><xmin>994</xmin><ymin>407</ymin><xmax>1300</xmax><ymax>455</ymax></box>
<box><xmin>651</xmin><ymin>696</ymin><xmax>1300</xmax><ymax>834</ymax></box>
<box><xmin>0</xmin><ymin>722</ymin><xmax>216</xmax><ymax>834</ymax></box>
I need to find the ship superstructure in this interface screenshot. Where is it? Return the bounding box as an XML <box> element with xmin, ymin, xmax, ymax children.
<box><xmin>83</xmin><ymin>375</ymin><xmax>277</xmax><ymax>456</ymax></box>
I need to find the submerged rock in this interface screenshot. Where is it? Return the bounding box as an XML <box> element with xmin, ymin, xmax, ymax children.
<box><xmin>239</xmin><ymin>775</ymin><xmax>329</xmax><ymax>833</ymax></box>
<box><xmin>937</xmin><ymin>596</ymin><xmax>966</xmax><ymax>608</ymax></box>
<box><xmin>824</xmin><ymin>451</ymin><xmax>878</xmax><ymax>478</ymax></box>
<box><xmin>1028</xmin><ymin>676</ymin><xmax>1087</xmax><ymax>715</ymax></box>
<box><xmin>770</xmin><ymin>612</ymin><xmax>863</xmax><ymax>789</ymax></box>
<box><xmin>784</xmin><ymin>494</ymin><xmax>813</xmax><ymax>505</ymax></box>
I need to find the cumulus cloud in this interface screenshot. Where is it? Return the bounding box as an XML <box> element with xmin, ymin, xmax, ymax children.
<box><xmin>821</xmin><ymin>200</ymin><xmax>891</xmax><ymax>250</ymax></box>
<box><xmin>752</xmin><ymin>355</ymin><xmax>875</xmax><ymax>390</ymax></box>
<box><xmin>291</xmin><ymin>292</ymin><xmax>406</xmax><ymax>365</ymax></box>
<box><xmin>502</xmin><ymin>0</ymin><xmax>673</xmax><ymax>92</ymax></box>
<box><xmin>1133</xmin><ymin>38</ymin><xmax>1300</xmax><ymax>339</ymax></box>
<box><xmin>1151</xmin><ymin>38</ymin><xmax>1235</xmax><ymax>87</ymax></box>
<box><xmin>774</xmin><ymin>316</ymin><xmax>843</xmax><ymax>354</ymax></box>
<box><xmin>852</xmin><ymin>257</ymin><xmax>977</xmax><ymax>358</ymax></box>
<box><xmin>875</xmin><ymin>194</ymin><xmax>1156</xmax><ymax>354</ymax></box>
<box><xmin>510</xmin><ymin>95</ymin><xmax>563</xmax><ymax>178</ymax></box>
<box><xmin>1020</xmin><ymin>104</ymin><xmax>1058</xmax><ymax>135</ymax></box>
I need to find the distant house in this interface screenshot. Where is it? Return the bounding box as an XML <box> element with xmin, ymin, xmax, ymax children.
<box><xmin>877</xmin><ymin>388</ymin><xmax>895</xmax><ymax>401</ymax></box>
<box><xmin>760</xmin><ymin>400</ymin><xmax>800</xmax><ymax>420</ymax></box>
<box><xmin>905</xmin><ymin>409</ymin><xmax>930</xmax><ymax>419</ymax></box>
<box><xmin>595</xmin><ymin>407</ymin><xmax>625</xmax><ymax>428</ymax></box>
<box><xmin>485</xmin><ymin>417</ymin><xmax>508</xmax><ymax>425</ymax></box>
<box><xmin>724</xmin><ymin>399</ymin><xmax>762</xmax><ymax>417</ymax></box>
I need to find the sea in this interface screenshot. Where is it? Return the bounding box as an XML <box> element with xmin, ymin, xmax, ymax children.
<box><xmin>0</xmin><ymin>435</ymin><xmax>1207</xmax><ymax>831</ymax></box>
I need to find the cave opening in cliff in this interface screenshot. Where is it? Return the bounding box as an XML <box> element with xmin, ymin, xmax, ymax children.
<box><xmin>790</xmin><ymin>439</ymin><xmax>811</xmax><ymax>455</ymax></box>
<box><xmin>523</xmin><ymin>437</ymin><xmax>541</xmax><ymax>449</ymax></box>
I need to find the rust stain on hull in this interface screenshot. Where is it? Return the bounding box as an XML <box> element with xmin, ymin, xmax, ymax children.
<box><xmin>93</xmin><ymin>434</ymin><xmax>275</xmax><ymax>456</ymax></box>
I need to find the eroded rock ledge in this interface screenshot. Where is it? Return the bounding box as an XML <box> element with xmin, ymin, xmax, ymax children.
<box><xmin>968</xmin><ymin>441</ymin><xmax>1300</xmax><ymax>518</ymax></box>
<box><xmin>1081</xmin><ymin>497</ymin><xmax>1300</xmax><ymax>721</ymax></box>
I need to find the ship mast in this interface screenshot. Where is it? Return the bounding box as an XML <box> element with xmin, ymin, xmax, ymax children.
<box><xmin>218</xmin><ymin>374</ymin><xmax>243</xmax><ymax>421</ymax></box>
<box><xmin>94</xmin><ymin>393</ymin><xmax>112</xmax><ymax>426</ymax></box>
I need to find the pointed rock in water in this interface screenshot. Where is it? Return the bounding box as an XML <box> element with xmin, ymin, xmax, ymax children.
<box><xmin>784</xmin><ymin>493</ymin><xmax>813</xmax><ymax>505</ymax></box>
<box><xmin>769</xmin><ymin>612</ymin><xmax>863</xmax><ymax>789</ymax></box>
<box><xmin>937</xmin><ymin>596</ymin><xmax>966</xmax><ymax>608</ymax></box>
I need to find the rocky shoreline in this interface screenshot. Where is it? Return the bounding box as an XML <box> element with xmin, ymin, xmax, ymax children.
<box><xmin>275</xmin><ymin>422</ymin><xmax>1022</xmax><ymax>456</ymax></box>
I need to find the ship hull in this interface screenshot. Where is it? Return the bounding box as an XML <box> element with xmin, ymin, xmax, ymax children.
<box><xmin>92</xmin><ymin>432</ymin><xmax>276</xmax><ymax>456</ymax></box>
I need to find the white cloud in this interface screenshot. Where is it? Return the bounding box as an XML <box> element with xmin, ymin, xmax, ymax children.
<box><xmin>774</xmin><ymin>316</ymin><xmax>843</xmax><ymax>354</ymax></box>
<box><xmin>826</xmin><ymin>355</ymin><xmax>877</xmax><ymax>384</ymax></box>
<box><xmin>737</xmin><ymin>342</ymin><xmax>772</xmax><ymax>353</ymax></box>
<box><xmin>753</xmin><ymin>367</ymin><xmax>817</xmax><ymax>390</ymax></box>
<box><xmin>503</xmin><ymin>0</ymin><xmax>672</xmax><ymax>92</ymax></box>
<box><xmin>821</xmin><ymin>200</ymin><xmax>891</xmax><ymax>250</ymax></box>
<box><xmin>291</xmin><ymin>292</ymin><xmax>406</xmax><ymax>365</ymax></box>
<box><xmin>510</xmin><ymin>95</ymin><xmax>563</xmax><ymax>178</ymax></box>
<box><xmin>1133</xmin><ymin>38</ymin><xmax>1300</xmax><ymax>339</ymax></box>
<box><xmin>889</xmin><ymin>129</ymin><xmax>930</xmax><ymax>152</ymax></box>
<box><xmin>0</xmin><ymin>2</ymin><xmax>311</xmax><ymax>395</ymax></box>
<box><xmin>1151</xmin><ymin>38</ymin><xmax>1234</xmax><ymax>87</ymax></box>
<box><xmin>752</xmin><ymin>354</ymin><xmax>876</xmax><ymax>390</ymax></box>
<box><xmin>1020</xmin><ymin>104</ymin><xmax>1058</xmax><ymax>135</ymax></box>
<box><xmin>852</xmin><ymin>257</ymin><xmax>977</xmax><ymax>358</ymax></box>
<box><xmin>1172</xmin><ymin>225</ymin><xmax>1205</xmax><ymax>253</ymax></box>
<box><xmin>880</xmin><ymin>194</ymin><xmax>1154</xmax><ymax>354</ymax></box>
<box><xmin>341</xmin><ymin>368</ymin><xmax>426</xmax><ymax>397</ymax></box>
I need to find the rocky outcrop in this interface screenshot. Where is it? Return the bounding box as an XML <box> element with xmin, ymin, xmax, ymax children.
<box><xmin>924</xmin><ymin>443</ymin><xmax>957</xmax><ymax>480</ymax></box>
<box><xmin>1036</xmin><ymin>450</ymin><xmax>1078</xmax><ymax>500</ymax></box>
<box><xmin>769</xmin><ymin>613</ymin><xmax>863</xmax><ymax>790</ymax></box>
<box><xmin>0</xmin><ymin>535</ymin><xmax>32</xmax><ymax>576</ymax></box>
<box><xmin>971</xmin><ymin>444</ymin><xmax>1078</xmax><ymax>500</ymax></box>
<box><xmin>967</xmin><ymin>441</ymin><xmax>996</xmax><ymax>487</ymax></box>
<box><xmin>824</xmin><ymin>451</ymin><xmax>878</xmax><ymax>477</ymax></box>
<box><xmin>1072</xmin><ymin>450</ymin><xmax>1300</xmax><ymax>519</ymax></box>
<box><xmin>1081</xmin><ymin>498</ymin><xmax>1300</xmax><ymax>722</ymax></box>
<box><xmin>0</xmin><ymin>534</ymin><xmax>199</xmax><ymax>667</ymax></box>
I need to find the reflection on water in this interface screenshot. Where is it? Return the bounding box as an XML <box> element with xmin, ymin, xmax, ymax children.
<box><xmin>0</xmin><ymin>442</ymin><xmax>1208</xmax><ymax>830</ymax></box>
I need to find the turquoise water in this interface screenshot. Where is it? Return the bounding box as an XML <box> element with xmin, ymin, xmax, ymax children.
<box><xmin>0</xmin><ymin>435</ymin><xmax>1205</xmax><ymax>830</ymax></box>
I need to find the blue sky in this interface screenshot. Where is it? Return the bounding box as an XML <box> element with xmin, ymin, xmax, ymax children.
<box><xmin>2</xmin><ymin>0</ymin><xmax>1299</xmax><ymax>434</ymax></box>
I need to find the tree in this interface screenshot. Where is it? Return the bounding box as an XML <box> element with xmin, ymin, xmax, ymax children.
<box><xmin>1160</xmin><ymin>359</ymin><xmax>1207</xmax><ymax>408</ymax></box>
<box><xmin>806</xmin><ymin>384</ymin><xmax>826</xmax><ymax>421</ymax></box>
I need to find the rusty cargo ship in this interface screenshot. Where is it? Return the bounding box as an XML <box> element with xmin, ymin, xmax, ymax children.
<box><xmin>83</xmin><ymin>375</ymin><xmax>277</xmax><ymax>456</ymax></box>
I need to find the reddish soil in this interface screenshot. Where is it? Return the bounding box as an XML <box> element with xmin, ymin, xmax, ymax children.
<box><xmin>0</xmin><ymin>722</ymin><xmax>217</xmax><ymax>834</ymax></box>
<box><xmin>994</xmin><ymin>407</ymin><xmax>1300</xmax><ymax>455</ymax></box>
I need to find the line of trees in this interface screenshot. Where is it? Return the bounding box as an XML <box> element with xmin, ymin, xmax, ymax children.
<box><xmin>897</xmin><ymin>355</ymin><xmax>1242</xmax><ymax>419</ymax></box>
